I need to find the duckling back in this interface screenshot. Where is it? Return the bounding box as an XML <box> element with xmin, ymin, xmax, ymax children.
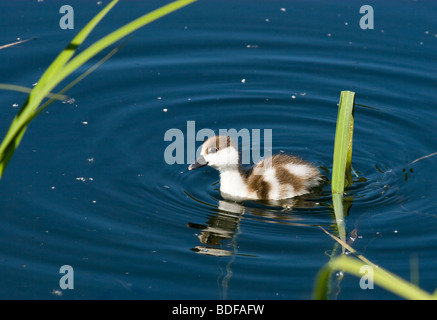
<box><xmin>245</xmin><ymin>154</ymin><xmax>322</xmax><ymax>200</ymax></box>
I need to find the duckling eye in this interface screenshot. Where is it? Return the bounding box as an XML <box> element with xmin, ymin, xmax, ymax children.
<box><xmin>208</xmin><ymin>147</ymin><xmax>217</xmax><ymax>154</ymax></box>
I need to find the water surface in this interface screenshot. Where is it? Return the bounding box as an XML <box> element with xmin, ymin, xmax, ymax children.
<box><xmin>0</xmin><ymin>0</ymin><xmax>436</xmax><ymax>299</ymax></box>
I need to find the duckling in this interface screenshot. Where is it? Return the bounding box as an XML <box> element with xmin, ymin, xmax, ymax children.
<box><xmin>188</xmin><ymin>135</ymin><xmax>322</xmax><ymax>200</ymax></box>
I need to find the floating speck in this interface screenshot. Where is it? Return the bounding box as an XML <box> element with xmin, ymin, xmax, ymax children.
<box><xmin>241</xmin><ymin>78</ymin><xmax>246</xmax><ymax>84</ymax></box>
<box><xmin>163</xmin><ymin>185</ymin><xmax>170</xmax><ymax>189</ymax></box>
<box><xmin>291</xmin><ymin>95</ymin><xmax>296</xmax><ymax>99</ymax></box>
<box><xmin>345</xmin><ymin>22</ymin><xmax>349</xmax><ymax>26</ymax></box>
<box><xmin>96</xmin><ymin>1</ymin><xmax>102</xmax><ymax>5</ymax></box>
<box><xmin>76</xmin><ymin>177</ymin><xmax>94</xmax><ymax>182</ymax></box>
<box><xmin>394</xmin><ymin>230</ymin><xmax>398</xmax><ymax>233</ymax></box>
<box><xmin>81</xmin><ymin>121</ymin><xmax>88</xmax><ymax>125</ymax></box>
<box><xmin>92</xmin><ymin>200</ymin><xmax>97</xmax><ymax>204</ymax></box>
<box><xmin>157</xmin><ymin>96</ymin><xmax>162</xmax><ymax>100</ymax></box>
<box><xmin>62</xmin><ymin>98</ymin><xmax>76</xmax><ymax>104</ymax></box>
<box><xmin>87</xmin><ymin>157</ymin><xmax>94</xmax><ymax>163</ymax></box>
<box><xmin>280</xmin><ymin>8</ymin><xmax>286</xmax><ymax>12</ymax></box>
<box><xmin>51</xmin><ymin>186</ymin><xmax>56</xmax><ymax>190</ymax></box>
<box><xmin>327</xmin><ymin>33</ymin><xmax>332</xmax><ymax>37</ymax></box>
<box><xmin>163</xmin><ymin>108</ymin><xmax>168</xmax><ymax>112</ymax></box>
<box><xmin>265</xmin><ymin>18</ymin><xmax>270</xmax><ymax>22</ymax></box>
<box><xmin>12</xmin><ymin>103</ymin><xmax>19</xmax><ymax>108</ymax></box>
<box><xmin>51</xmin><ymin>289</ymin><xmax>63</xmax><ymax>297</ymax></box>
<box><xmin>184</xmin><ymin>26</ymin><xmax>188</xmax><ymax>30</ymax></box>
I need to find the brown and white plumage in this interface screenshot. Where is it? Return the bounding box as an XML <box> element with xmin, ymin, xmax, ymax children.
<box><xmin>188</xmin><ymin>135</ymin><xmax>322</xmax><ymax>201</ymax></box>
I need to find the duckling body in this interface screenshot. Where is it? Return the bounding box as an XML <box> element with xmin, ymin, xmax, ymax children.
<box><xmin>188</xmin><ymin>135</ymin><xmax>322</xmax><ymax>201</ymax></box>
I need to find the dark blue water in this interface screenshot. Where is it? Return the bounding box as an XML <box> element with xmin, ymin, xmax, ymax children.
<box><xmin>0</xmin><ymin>0</ymin><xmax>436</xmax><ymax>299</ymax></box>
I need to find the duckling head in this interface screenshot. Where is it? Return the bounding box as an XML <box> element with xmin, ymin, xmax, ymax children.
<box><xmin>188</xmin><ymin>135</ymin><xmax>239</xmax><ymax>171</ymax></box>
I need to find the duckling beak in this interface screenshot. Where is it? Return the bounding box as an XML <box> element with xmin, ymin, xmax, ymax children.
<box><xmin>188</xmin><ymin>155</ymin><xmax>208</xmax><ymax>170</ymax></box>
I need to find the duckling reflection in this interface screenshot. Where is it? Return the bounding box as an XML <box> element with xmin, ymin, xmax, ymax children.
<box><xmin>187</xmin><ymin>191</ymin><xmax>329</xmax><ymax>257</ymax></box>
<box><xmin>188</xmin><ymin>200</ymin><xmax>245</xmax><ymax>256</ymax></box>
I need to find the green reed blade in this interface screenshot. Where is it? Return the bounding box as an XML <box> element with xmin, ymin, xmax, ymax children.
<box><xmin>313</xmin><ymin>255</ymin><xmax>435</xmax><ymax>300</ymax></box>
<box><xmin>332</xmin><ymin>91</ymin><xmax>355</xmax><ymax>194</ymax></box>
<box><xmin>330</xmin><ymin>91</ymin><xmax>355</xmax><ymax>246</ymax></box>
<box><xmin>0</xmin><ymin>84</ymin><xmax>67</xmax><ymax>101</ymax></box>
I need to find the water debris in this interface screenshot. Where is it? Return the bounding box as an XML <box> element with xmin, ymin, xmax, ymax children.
<box><xmin>0</xmin><ymin>37</ymin><xmax>37</xmax><ymax>50</ymax></box>
<box><xmin>410</xmin><ymin>151</ymin><xmax>437</xmax><ymax>164</ymax></box>
<box><xmin>75</xmin><ymin>177</ymin><xmax>94</xmax><ymax>182</ymax></box>
<box><xmin>241</xmin><ymin>78</ymin><xmax>246</xmax><ymax>84</ymax></box>
<box><xmin>51</xmin><ymin>289</ymin><xmax>63</xmax><ymax>297</ymax></box>
<box><xmin>62</xmin><ymin>97</ymin><xmax>77</xmax><ymax>105</ymax></box>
